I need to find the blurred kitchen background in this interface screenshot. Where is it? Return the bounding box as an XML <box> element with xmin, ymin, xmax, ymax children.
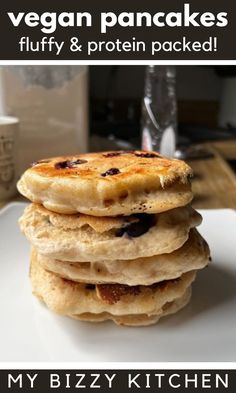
<box><xmin>0</xmin><ymin>65</ymin><xmax>236</xmax><ymax>208</ymax></box>
<box><xmin>89</xmin><ymin>65</ymin><xmax>236</xmax><ymax>155</ymax></box>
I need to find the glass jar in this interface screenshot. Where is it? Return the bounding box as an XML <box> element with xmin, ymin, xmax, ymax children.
<box><xmin>141</xmin><ymin>65</ymin><xmax>177</xmax><ymax>157</ymax></box>
<box><xmin>1</xmin><ymin>65</ymin><xmax>89</xmax><ymax>174</ymax></box>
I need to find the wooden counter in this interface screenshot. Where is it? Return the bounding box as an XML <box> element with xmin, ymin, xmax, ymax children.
<box><xmin>189</xmin><ymin>144</ymin><xmax>236</xmax><ymax>209</ymax></box>
<box><xmin>208</xmin><ymin>140</ymin><xmax>236</xmax><ymax>161</ymax></box>
<box><xmin>1</xmin><ymin>142</ymin><xmax>236</xmax><ymax>210</ymax></box>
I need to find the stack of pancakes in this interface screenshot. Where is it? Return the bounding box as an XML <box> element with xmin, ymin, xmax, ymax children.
<box><xmin>17</xmin><ymin>150</ymin><xmax>210</xmax><ymax>326</ymax></box>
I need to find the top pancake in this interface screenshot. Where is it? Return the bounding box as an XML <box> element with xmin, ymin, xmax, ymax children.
<box><xmin>17</xmin><ymin>150</ymin><xmax>193</xmax><ymax>216</ymax></box>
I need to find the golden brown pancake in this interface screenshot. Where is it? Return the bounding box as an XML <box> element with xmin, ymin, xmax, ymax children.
<box><xmin>17</xmin><ymin>150</ymin><xmax>193</xmax><ymax>216</ymax></box>
<box><xmin>35</xmin><ymin>229</ymin><xmax>210</xmax><ymax>285</ymax></box>
<box><xmin>70</xmin><ymin>288</ymin><xmax>192</xmax><ymax>326</ymax></box>
<box><xmin>30</xmin><ymin>254</ymin><xmax>196</xmax><ymax>326</ymax></box>
<box><xmin>19</xmin><ymin>203</ymin><xmax>202</xmax><ymax>261</ymax></box>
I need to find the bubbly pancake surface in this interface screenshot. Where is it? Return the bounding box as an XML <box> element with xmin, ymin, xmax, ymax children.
<box><xmin>20</xmin><ymin>203</ymin><xmax>202</xmax><ymax>261</ymax></box>
<box><xmin>17</xmin><ymin>150</ymin><xmax>193</xmax><ymax>215</ymax></box>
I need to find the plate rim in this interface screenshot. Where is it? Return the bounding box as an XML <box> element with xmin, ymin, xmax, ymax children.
<box><xmin>0</xmin><ymin>201</ymin><xmax>28</xmax><ymax>216</ymax></box>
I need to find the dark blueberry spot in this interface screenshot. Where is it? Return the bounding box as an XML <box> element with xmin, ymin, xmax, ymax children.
<box><xmin>103</xmin><ymin>150</ymin><xmax>135</xmax><ymax>158</ymax></box>
<box><xmin>103</xmin><ymin>152</ymin><xmax>122</xmax><ymax>158</ymax></box>
<box><xmin>101</xmin><ymin>168</ymin><xmax>121</xmax><ymax>177</ymax></box>
<box><xmin>55</xmin><ymin>159</ymin><xmax>87</xmax><ymax>169</ymax></box>
<box><xmin>55</xmin><ymin>160</ymin><xmax>71</xmax><ymax>169</ymax></box>
<box><xmin>135</xmin><ymin>152</ymin><xmax>160</xmax><ymax>158</ymax></box>
<box><xmin>116</xmin><ymin>214</ymin><xmax>156</xmax><ymax>238</ymax></box>
<box><xmin>86</xmin><ymin>284</ymin><xmax>96</xmax><ymax>290</ymax></box>
<box><xmin>73</xmin><ymin>159</ymin><xmax>88</xmax><ymax>165</ymax></box>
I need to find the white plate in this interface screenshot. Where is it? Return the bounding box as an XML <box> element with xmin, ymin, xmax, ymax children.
<box><xmin>0</xmin><ymin>202</ymin><xmax>236</xmax><ymax>362</ymax></box>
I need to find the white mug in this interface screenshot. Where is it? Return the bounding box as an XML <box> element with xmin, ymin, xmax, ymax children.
<box><xmin>0</xmin><ymin>116</ymin><xmax>19</xmax><ymax>200</ymax></box>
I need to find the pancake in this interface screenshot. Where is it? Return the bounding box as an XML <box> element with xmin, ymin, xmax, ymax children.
<box><xmin>30</xmin><ymin>255</ymin><xmax>196</xmax><ymax>322</ymax></box>
<box><xmin>36</xmin><ymin>229</ymin><xmax>210</xmax><ymax>285</ymax></box>
<box><xmin>20</xmin><ymin>203</ymin><xmax>202</xmax><ymax>261</ymax></box>
<box><xmin>70</xmin><ymin>288</ymin><xmax>192</xmax><ymax>326</ymax></box>
<box><xmin>17</xmin><ymin>150</ymin><xmax>193</xmax><ymax>216</ymax></box>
